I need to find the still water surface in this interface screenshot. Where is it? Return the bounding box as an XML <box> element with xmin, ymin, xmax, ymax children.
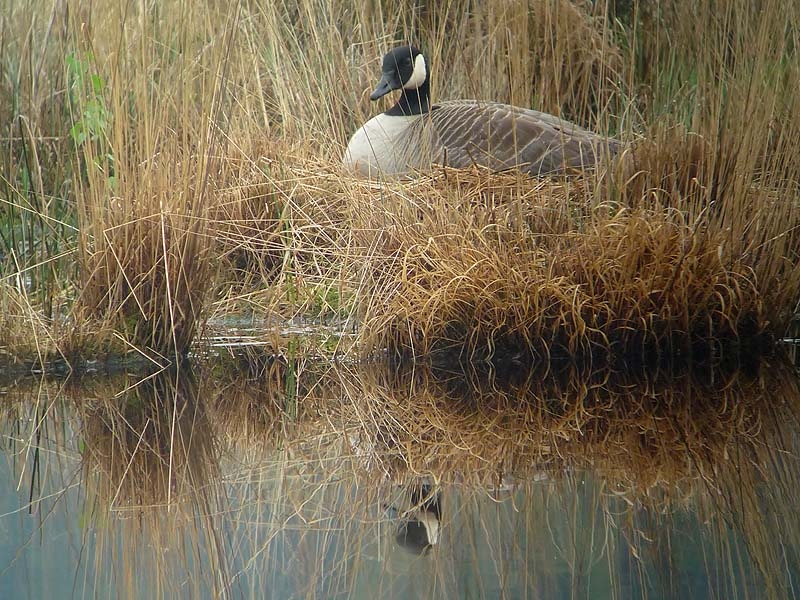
<box><xmin>0</xmin><ymin>350</ymin><xmax>798</xmax><ymax>598</ymax></box>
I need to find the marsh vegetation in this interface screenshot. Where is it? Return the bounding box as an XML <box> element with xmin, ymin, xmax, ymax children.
<box><xmin>1</xmin><ymin>0</ymin><xmax>799</xmax><ymax>597</ymax></box>
<box><xmin>1</xmin><ymin>0</ymin><xmax>798</xmax><ymax>363</ymax></box>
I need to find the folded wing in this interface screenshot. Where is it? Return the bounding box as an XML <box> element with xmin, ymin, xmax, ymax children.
<box><xmin>424</xmin><ymin>100</ymin><xmax>620</xmax><ymax>175</ymax></box>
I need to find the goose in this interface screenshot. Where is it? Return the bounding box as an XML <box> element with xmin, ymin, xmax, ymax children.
<box><xmin>393</xmin><ymin>482</ymin><xmax>442</xmax><ymax>555</ymax></box>
<box><xmin>343</xmin><ymin>45</ymin><xmax>621</xmax><ymax>178</ymax></box>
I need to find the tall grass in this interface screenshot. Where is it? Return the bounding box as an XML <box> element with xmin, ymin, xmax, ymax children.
<box><xmin>67</xmin><ymin>3</ymin><xmax>235</xmax><ymax>357</ymax></box>
<box><xmin>0</xmin><ymin>3</ymin><xmax>77</xmax><ymax>324</ymax></box>
<box><xmin>0</xmin><ymin>0</ymin><xmax>798</xmax><ymax>362</ymax></box>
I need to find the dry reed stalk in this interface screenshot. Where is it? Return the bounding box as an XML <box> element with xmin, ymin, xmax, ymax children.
<box><xmin>527</xmin><ymin>0</ymin><xmax>626</xmax><ymax>125</ymax></box>
<box><xmin>211</xmin><ymin>163</ymin><xmax>286</xmax><ymax>291</ymax></box>
<box><xmin>244</xmin><ymin>0</ymin><xmax>626</xmax><ymax>148</ymax></box>
<box><xmin>76</xmin><ymin>154</ymin><xmax>215</xmax><ymax>356</ymax></box>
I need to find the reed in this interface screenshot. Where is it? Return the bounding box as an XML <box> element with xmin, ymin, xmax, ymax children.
<box><xmin>66</xmin><ymin>2</ymin><xmax>233</xmax><ymax>358</ymax></box>
<box><xmin>0</xmin><ymin>2</ymin><xmax>79</xmax><ymax>361</ymax></box>
<box><xmin>353</xmin><ymin>0</ymin><xmax>800</xmax><ymax>360</ymax></box>
<box><xmin>0</xmin><ymin>0</ymin><xmax>798</xmax><ymax>363</ymax></box>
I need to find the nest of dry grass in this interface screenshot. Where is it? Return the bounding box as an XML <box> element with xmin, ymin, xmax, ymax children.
<box><xmin>354</xmin><ymin>165</ymin><xmax>779</xmax><ymax>365</ymax></box>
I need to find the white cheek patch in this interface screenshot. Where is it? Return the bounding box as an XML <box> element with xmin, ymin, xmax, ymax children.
<box><xmin>402</xmin><ymin>54</ymin><xmax>427</xmax><ymax>90</ymax></box>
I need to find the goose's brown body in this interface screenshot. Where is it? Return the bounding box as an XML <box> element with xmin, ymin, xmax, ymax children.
<box><xmin>424</xmin><ymin>100</ymin><xmax>618</xmax><ymax>174</ymax></box>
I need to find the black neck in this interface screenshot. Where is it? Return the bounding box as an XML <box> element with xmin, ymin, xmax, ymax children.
<box><xmin>385</xmin><ymin>80</ymin><xmax>431</xmax><ymax>116</ymax></box>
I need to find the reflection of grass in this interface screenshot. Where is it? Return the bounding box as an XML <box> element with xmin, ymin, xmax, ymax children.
<box><xmin>0</xmin><ymin>355</ymin><xmax>799</xmax><ymax>597</ymax></box>
<box><xmin>340</xmin><ymin>359</ymin><xmax>796</xmax><ymax>494</ymax></box>
<box><xmin>283</xmin><ymin>358</ymin><xmax>800</xmax><ymax>598</ymax></box>
<box><xmin>0</xmin><ymin>0</ymin><xmax>797</xmax><ymax>364</ymax></box>
<box><xmin>202</xmin><ymin>352</ymin><xmax>800</xmax><ymax>598</ymax></box>
<box><xmin>73</xmin><ymin>367</ymin><xmax>228</xmax><ymax>597</ymax></box>
<box><xmin>79</xmin><ymin>366</ymin><xmax>216</xmax><ymax>507</ymax></box>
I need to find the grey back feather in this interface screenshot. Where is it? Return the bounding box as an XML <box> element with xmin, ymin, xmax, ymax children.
<box><xmin>406</xmin><ymin>100</ymin><xmax>620</xmax><ymax>176</ymax></box>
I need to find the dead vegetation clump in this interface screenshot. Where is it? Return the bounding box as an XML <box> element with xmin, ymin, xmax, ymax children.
<box><xmin>0</xmin><ymin>282</ymin><xmax>60</xmax><ymax>366</ymax></box>
<box><xmin>1</xmin><ymin>0</ymin><xmax>798</xmax><ymax>366</ymax></box>
<box><xmin>76</xmin><ymin>151</ymin><xmax>215</xmax><ymax>357</ymax></box>
<box><xmin>210</xmin><ymin>160</ymin><xmax>286</xmax><ymax>289</ymax></box>
<box><xmin>208</xmin><ymin>150</ymin><xmax>357</xmax><ymax>318</ymax></box>
<box><xmin>357</xmin><ymin>171</ymin><xmax>773</xmax><ymax>365</ymax></box>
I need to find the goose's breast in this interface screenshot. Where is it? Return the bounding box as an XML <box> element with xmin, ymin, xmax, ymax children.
<box><xmin>343</xmin><ymin>113</ymin><xmax>421</xmax><ymax>176</ymax></box>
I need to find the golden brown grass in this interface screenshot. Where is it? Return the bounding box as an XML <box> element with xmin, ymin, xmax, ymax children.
<box><xmin>0</xmin><ymin>0</ymin><xmax>798</xmax><ymax>364</ymax></box>
<box><xmin>66</xmin><ymin>2</ymin><xmax>228</xmax><ymax>358</ymax></box>
<box><xmin>208</xmin><ymin>151</ymin><xmax>357</xmax><ymax>321</ymax></box>
<box><xmin>75</xmin><ymin>154</ymin><xmax>215</xmax><ymax>356</ymax></box>
<box><xmin>0</xmin><ymin>282</ymin><xmax>60</xmax><ymax>365</ymax></box>
<box><xmin>355</xmin><ymin>167</ymin><xmax>786</xmax><ymax>363</ymax></box>
<box><xmin>349</xmin><ymin>0</ymin><xmax>800</xmax><ymax>361</ymax></box>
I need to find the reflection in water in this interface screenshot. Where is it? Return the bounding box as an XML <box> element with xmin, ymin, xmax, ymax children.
<box><xmin>392</xmin><ymin>482</ymin><xmax>442</xmax><ymax>555</ymax></box>
<box><xmin>0</xmin><ymin>353</ymin><xmax>798</xmax><ymax>597</ymax></box>
<box><xmin>78</xmin><ymin>364</ymin><xmax>229</xmax><ymax>598</ymax></box>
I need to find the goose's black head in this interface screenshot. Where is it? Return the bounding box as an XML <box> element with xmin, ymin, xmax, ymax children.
<box><xmin>370</xmin><ymin>45</ymin><xmax>430</xmax><ymax>116</ymax></box>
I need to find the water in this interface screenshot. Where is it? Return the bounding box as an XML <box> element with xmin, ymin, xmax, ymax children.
<box><xmin>0</xmin><ymin>350</ymin><xmax>798</xmax><ymax>599</ymax></box>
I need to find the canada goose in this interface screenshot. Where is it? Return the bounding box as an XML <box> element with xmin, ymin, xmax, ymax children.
<box><xmin>394</xmin><ymin>482</ymin><xmax>442</xmax><ymax>555</ymax></box>
<box><xmin>344</xmin><ymin>45</ymin><xmax>621</xmax><ymax>177</ymax></box>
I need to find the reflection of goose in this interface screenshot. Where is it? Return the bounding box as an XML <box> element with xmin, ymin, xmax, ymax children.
<box><xmin>344</xmin><ymin>45</ymin><xmax>621</xmax><ymax>178</ymax></box>
<box><xmin>394</xmin><ymin>482</ymin><xmax>442</xmax><ymax>555</ymax></box>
